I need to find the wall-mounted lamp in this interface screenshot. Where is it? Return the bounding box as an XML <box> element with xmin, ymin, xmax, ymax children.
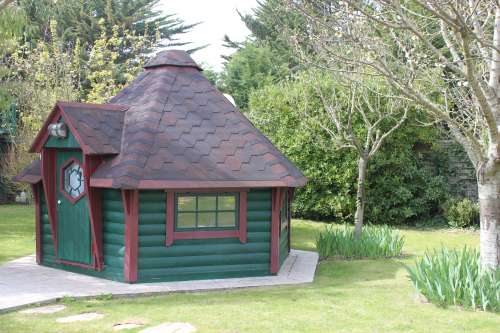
<box><xmin>48</xmin><ymin>123</ymin><xmax>67</xmax><ymax>138</ymax></box>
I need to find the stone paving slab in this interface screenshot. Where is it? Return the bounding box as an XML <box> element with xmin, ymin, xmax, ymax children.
<box><xmin>0</xmin><ymin>250</ymin><xmax>318</xmax><ymax>313</ymax></box>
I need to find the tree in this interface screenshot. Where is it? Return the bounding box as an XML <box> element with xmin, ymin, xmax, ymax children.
<box><xmin>18</xmin><ymin>0</ymin><xmax>197</xmax><ymax>61</ymax></box>
<box><xmin>284</xmin><ymin>0</ymin><xmax>500</xmax><ymax>268</ymax></box>
<box><xmin>85</xmin><ymin>19</ymin><xmax>157</xmax><ymax>103</ymax></box>
<box><xmin>249</xmin><ymin>72</ymin><xmax>447</xmax><ymax>225</ymax></box>
<box><xmin>220</xmin><ymin>0</ymin><xmax>305</xmax><ymax>109</ymax></box>
<box><xmin>220</xmin><ymin>43</ymin><xmax>289</xmax><ymax>108</ymax></box>
<box><xmin>306</xmin><ymin>74</ymin><xmax>408</xmax><ymax>238</ymax></box>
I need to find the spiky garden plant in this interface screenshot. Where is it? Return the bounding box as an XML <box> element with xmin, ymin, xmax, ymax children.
<box><xmin>316</xmin><ymin>224</ymin><xmax>405</xmax><ymax>259</ymax></box>
<box><xmin>406</xmin><ymin>247</ymin><xmax>499</xmax><ymax>312</ymax></box>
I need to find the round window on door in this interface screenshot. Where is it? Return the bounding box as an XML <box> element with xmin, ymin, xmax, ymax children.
<box><xmin>61</xmin><ymin>159</ymin><xmax>85</xmax><ymax>203</ymax></box>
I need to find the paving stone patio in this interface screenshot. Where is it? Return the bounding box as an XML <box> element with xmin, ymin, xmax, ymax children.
<box><xmin>0</xmin><ymin>249</ymin><xmax>318</xmax><ymax>313</ymax></box>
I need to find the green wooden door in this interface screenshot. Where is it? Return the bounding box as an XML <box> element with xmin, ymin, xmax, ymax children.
<box><xmin>56</xmin><ymin>150</ymin><xmax>92</xmax><ymax>264</ymax></box>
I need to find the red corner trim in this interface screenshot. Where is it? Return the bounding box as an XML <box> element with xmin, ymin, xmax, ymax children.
<box><xmin>288</xmin><ymin>188</ymin><xmax>294</xmax><ymax>254</ymax></box>
<box><xmin>85</xmin><ymin>155</ymin><xmax>104</xmax><ymax>270</ymax></box>
<box><xmin>165</xmin><ymin>191</ymin><xmax>175</xmax><ymax>246</ymax></box>
<box><xmin>165</xmin><ymin>191</ymin><xmax>248</xmax><ymax>246</ymax></box>
<box><xmin>41</xmin><ymin>148</ymin><xmax>58</xmax><ymax>255</ymax></box>
<box><xmin>30</xmin><ymin>105</ymin><xmax>63</xmax><ymax>153</ymax></box>
<box><xmin>59</xmin><ymin>157</ymin><xmax>86</xmax><ymax>204</ymax></box>
<box><xmin>270</xmin><ymin>188</ymin><xmax>284</xmax><ymax>274</ymax></box>
<box><xmin>288</xmin><ymin>187</ymin><xmax>295</xmax><ymax>253</ymax></box>
<box><xmin>122</xmin><ymin>189</ymin><xmax>139</xmax><ymax>283</ymax></box>
<box><xmin>31</xmin><ymin>184</ymin><xmax>42</xmax><ymax>264</ymax></box>
<box><xmin>239</xmin><ymin>191</ymin><xmax>247</xmax><ymax>243</ymax></box>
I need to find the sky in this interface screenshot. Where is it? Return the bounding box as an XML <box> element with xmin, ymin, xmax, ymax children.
<box><xmin>158</xmin><ymin>0</ymin><xmax>259</xmax><ymax>72</ymax></box>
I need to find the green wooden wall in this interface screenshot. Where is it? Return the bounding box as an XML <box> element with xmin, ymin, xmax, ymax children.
<box><xmin>280</xmin><ymin>227</ymin><xmax>289</xmax><ymax>266</ymax></box>
<box><xmin>40</xmin><ymin>185</ymin><xmax>284</xmax><ymax>282</ymax></box>
<box><xmin>100</xmin><ymin>189</ymin><xmax>125</xmax><ymax>281</ymax></box>
<box><xmin>40</xmin><ymin>186</ymin><xmax>125</xmax><ymax>281</ymax></box>
<box><xmin>137</xmin><ymin>189</ymin><xmax>273</xmax><ymax>282</ymax></box>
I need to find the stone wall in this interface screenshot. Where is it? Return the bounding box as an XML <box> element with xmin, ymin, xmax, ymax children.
<box><xmin>440</xmin><ymin>140</ymin><xmax>477</xmax><ymax>200</ymax></box>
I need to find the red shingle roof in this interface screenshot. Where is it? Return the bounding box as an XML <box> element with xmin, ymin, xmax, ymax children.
<box><xmin>16</xmin><ymin>50</ymin><xmax>307</xmax><ymax>189</ymax></box>
<box><xmin>57</xmin><ymin>102</ymin><xmax>128</xmax><ymax>154</ymax></box>
<box><xmin>13</xmin><ymin>159</ymin><xmax>41</xmax><ymax>184</ymax></box>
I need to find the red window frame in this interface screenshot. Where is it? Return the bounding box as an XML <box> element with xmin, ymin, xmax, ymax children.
<box><xmin>165</xmin><ymin>189</ymin><xmax>247</xmax><ymax>246</ymax></box>
<box><xmin>59</xmin><ymin>157</ymin><xmax>86</xmax><ymax>204</ymax></box>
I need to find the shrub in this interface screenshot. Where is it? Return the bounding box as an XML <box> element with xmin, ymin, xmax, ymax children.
<box><xmin>406</xmin><ymin>247</ymin><xmax>499</xmax><ymax>312</ymax></box>
<box><xmin>248</xmin><ymin>74</ymin><xmax>450</xmax><ymax>225</ymax></box>
<box><xmin>443</xmin><ymin>198</ymin><xmax>480</xmax><ymax>228</ymax></box>
<box><xmin>316</xmin><ymin>224</ymin><xmax>405</xmax><ymax>259</ymax></box>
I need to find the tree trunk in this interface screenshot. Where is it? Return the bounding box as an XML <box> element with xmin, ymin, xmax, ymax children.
<box><xmin>478</xmin><ymin>178</ymin><xmax>500</xmax><ymax>269</ymax></box>
<box><xmin>354</xmin><ymin>156</ymin><xmax>368</xmax><ymax>240</ymax></box>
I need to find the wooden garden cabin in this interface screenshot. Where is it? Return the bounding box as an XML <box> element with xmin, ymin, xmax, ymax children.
<box><xmin>14</xmin><ymin>50</ymin><xmax>307</xmax><ymax>283</ymax></box>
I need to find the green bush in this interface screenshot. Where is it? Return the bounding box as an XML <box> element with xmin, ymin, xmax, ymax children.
<box><xmin>406</xmin><ymin>247</ymin><xmax>499</xmax><ymax>312</ymax></box>
<box><xmin>316</xmin><ymin>224</ymin><xmax>405</xmax><ymax>259</ymax></box>
<box><xmin>443</xmin><ymin>198</ymin><xmax>480</xmax><ymax>228</ymax></box>
<box><xmin>248</xmin><ymin>74</ymin><xmax>449</xmax><ymax>225</ymax></box>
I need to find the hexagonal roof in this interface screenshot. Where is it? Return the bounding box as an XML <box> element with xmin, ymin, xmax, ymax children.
<box><xmin>16</xmin><ymin>50</ymin><xmax>307</xmax><ymax>189</ymax></box>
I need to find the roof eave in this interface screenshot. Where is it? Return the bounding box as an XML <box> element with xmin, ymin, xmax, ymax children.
<box><xmin>90</xmin><ymin>178</ymin><xmax>308</xmax><ymax>190</ymax></box>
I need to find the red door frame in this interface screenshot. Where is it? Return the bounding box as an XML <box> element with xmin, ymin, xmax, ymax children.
<box><xmin>40</xmin><ymin>146</ymin><xmax>104</xmax><ymax>270</ymax></box>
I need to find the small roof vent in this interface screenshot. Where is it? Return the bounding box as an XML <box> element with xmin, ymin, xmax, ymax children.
<box><xmin>144</xmin><ymin>50</ymin><xmax>202</xmax><ymax>71</ymax></box>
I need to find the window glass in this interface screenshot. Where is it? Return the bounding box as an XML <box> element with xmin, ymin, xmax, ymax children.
<box><xmin>178</xmin><ymin>212</ymin><xmax>196</xmax><ymax>228</ymax></box>
<box><xmin>175</xmin><ymin>193</ymin><xmax>238</xmax><ymax>230</ymax></box>
<box><xmin>198</xmin><ymin>212</ymin><xmax>217</xmax><ymax>227</ymax></box>
<box><xmin>218</xmin><ymin>195</ymin><xmax>236</xmax><ymax>210</ymax></box>
<box><xmin>218</xmin><ymin>212</ymin><xmax>236</xmax><ymax>227</ymax></box>
<box><xmin>198</xmin><ymin>196</ymin><xmax>216</xmax><ymax>211</ymax></box>
<box><xmin>178</xmin><ymin>196</ymin><xmax>196</xmax><ymax>211</ymax></box>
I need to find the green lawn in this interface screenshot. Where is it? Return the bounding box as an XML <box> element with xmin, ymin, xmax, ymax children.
<box><xmin>0</xmin><ymin>204</ymin><xmax>34</xmax><ymax>263</ymax></box>
<box><xmin>0</xmin><ymin>205</ymin><xmax>499</xmax><ymax>332</ymax></box>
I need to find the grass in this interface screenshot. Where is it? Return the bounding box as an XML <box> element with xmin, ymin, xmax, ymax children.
<box><xmin>0</xmin><ymin>207</ymin><xmax>499</xmax><ymax>332</ymax></box>
<box><xmin>0</xmin><ymin>204</ymin><xmax>34</xmax><ymax>263</ymax></box>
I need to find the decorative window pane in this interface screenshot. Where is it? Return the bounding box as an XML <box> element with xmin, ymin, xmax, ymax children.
<box><xmin>198</xmin><ymin>196</ymin><xmax>216</xmax><ymax>211</ymax></box>
<box><xmin>178</xmin><ymin>196</ymin><xmax>196</xmax><ymax>211</ymax></box>
<box><xmin>175</xmin><ymin>193</ymin><xmax>238</xmax><ymax>230</ymax></box>
<box><xmin>178</xmin><ymin>212</ymin><xmax>196</xmax><ymax>228</ymax></box>
<box><xmin>63</xmin><ymin>162</ymin><xmax>84</xmax><ymax>199</ymax></box>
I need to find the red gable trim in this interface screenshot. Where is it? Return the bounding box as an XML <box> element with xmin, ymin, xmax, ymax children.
<box><xmin>29</xmin><ymin>101</ymin><xmax>129</xmax><ymax>154</ymax></box>
<box><xmin>29</xmin><ymin>104</ymin><xmax>90</xmax><ymax>154</ymax></box>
